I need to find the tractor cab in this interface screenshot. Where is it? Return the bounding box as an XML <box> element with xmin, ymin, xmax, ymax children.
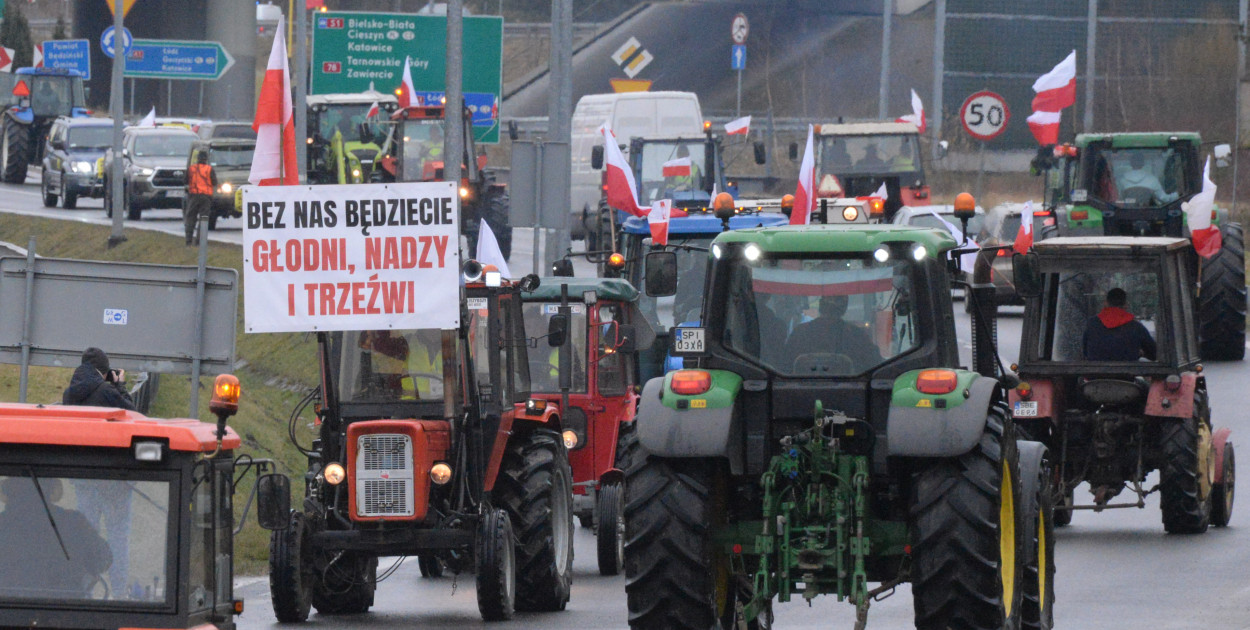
<box><xmin>0</xmin><ymin>376</ymin><xmax>280</xmax><ymax>630</ymax></box>
<box><xmin>305</xmin><ymin>91</ymin><xmax>398</xmax><ymax>184</ymax></box>
<box><xmin>1</xmin><ymin>68</ymin><xmax>87</xmax><ymax>117</ymax></box>
<box><xmin>806</xmin><ymin>122</ymin><xmax>931</xmax><ymax>221</ymax></box>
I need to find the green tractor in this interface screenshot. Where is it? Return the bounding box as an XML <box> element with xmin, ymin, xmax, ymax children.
<box><xmin>624</xmin><ymin>209</ymin><xmax>1055</xmax><ymax>629</ymax></box>
<box><xmin>306</xmin><ymin>91</ymin><xmax>397</xmax><ymax>185</ymax></box>
<box><xmin>1034</xmin><ymin>132</ymin><xmax>1246</xmax><ymax>360</ymax></box>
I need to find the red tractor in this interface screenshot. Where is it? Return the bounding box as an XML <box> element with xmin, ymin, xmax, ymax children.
<box><xmin>0</xmin><ymin>374</ymin><xmax>285</xmax><ymax>630</ymax></box>
<box><xmin>520</xmin><ymin>276</ymin><xmax>653</xmax><ymax>575</ymax></box>
<box><xmin>376</xmin><ymin>104</ymin><xmax>512</xmax><ymax>260</ymax></box>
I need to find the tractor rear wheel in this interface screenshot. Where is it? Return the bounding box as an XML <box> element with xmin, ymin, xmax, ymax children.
<box><xmin>1018</xmin><ymin>442</ymin><xmax>1055</xmax><ymax>630</ymax></box>
<box><xmin>1212</xmin><ymin>441</ymin><xmax>1235</xmax><ymax>528</ymax></box>
<box><xmin>1197</xmin><ymin>221</ymin><xmax>1246</xmax><ymax>360</ymax></box>
<box><xmin>493</xmin><ymin>428</ymin><xmax>574</xmax><ymax>611</ymax></box>
<box><xmin>1159</xmin><ymin>415</ymin><xmax>1213</xmax><ymax>534</ymax></box>
<box><xmin>2</xmin><ymin>119</ymin><xmax>29</xmax><ymax>184</ymax></box>
<box><xmin>311</xmin><ymin>554</ymin><xmax>376</xmax><ymax>615</ymax></box>
<box><xmin>269</xmin><ymin>512</ymin><xmax>313</xmax><ymax>622</ymax></box>
<box><xmin>475</xmin><ymin>507</ymin><xmax>516</xmax><ymax>621</ymax></box>
<box><xmin>911</xmin><ymin>407</ymin><xmax>1023</xmax><ymax>630</ymax></box>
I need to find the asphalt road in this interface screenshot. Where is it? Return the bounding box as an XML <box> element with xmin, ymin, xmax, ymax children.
<box><xmin>2</xmin><ymin>175</ymin><xmax>1247</xmax><ymax>628</ymax></box>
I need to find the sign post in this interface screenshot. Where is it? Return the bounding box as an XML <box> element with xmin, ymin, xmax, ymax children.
<box><xmin>960</xmin><ymin>90</ymin><xmax>1010</xmax><ymax>203</ymax></box>
<box><xmin>731</xmin><ymin>13</ymin><xmax>749</xmax><ymax>117</ymax></box>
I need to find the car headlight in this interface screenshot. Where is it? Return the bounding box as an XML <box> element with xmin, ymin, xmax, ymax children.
<box><xmin>220</xmin><ymin>182</ymin><xmax>233</xmax><ymax>194</ymax></box>
<box><xmin>72</xmin><ymin>161</ymin><xmax>94</xmax><ymax>174</ymax></box>
<box><xmin>136</xmin><ymin>167</ymin><xmax>154</xmax><ymax>176</ymax></box>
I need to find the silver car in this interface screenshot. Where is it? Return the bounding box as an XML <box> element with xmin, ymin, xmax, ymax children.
<box><xmin>102</xmin><ymin>126</ymin><xmax>198</xmax><ymax>220</ymax></box>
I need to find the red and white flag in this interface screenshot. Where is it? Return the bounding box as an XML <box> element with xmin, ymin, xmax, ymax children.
<box><xmin>790</xmin><ymin>125</ymin><xmax>816</xmax><ymax>225</ymax></box>
<box><xmin>724</xmin><ymin>115</ymin><xmax>751</xmax><ymax>136</ymax></box>
<box><xmin>599</xmin><ymin>123</ymin><xmax>646</xmax><ymax>217</ymax></box>
<box><xmin>1183</xmin><ymin>157</ymin><xmax>1222</xmax><ymax>258</ymax></box>
<box><xmin>649</xmin><ymin>199</ymin><xmax>672</xmax><ymax>245</ymax></box>
<box><xmin>872</xmin><ymin>182</ymin><xmax>888</xmax><ymax>200</ymax></box>
<box><xmin>366</xmin><ymin>101</ymin><xmax>380</xmax><ymax>118</ymax></box>
<box><xmin>137</xmin><ymin>107</ymin><xmax>156</xmax><ymax>128</ymax></box>
<box><xmin>928</xmin><ymin>207</ymin><xmax>980</xmax><ymax>274</ymax></box>
<box><xmin>1013</xmin><ymin>200</ymin><xmax>1035</xmax><ymax>255</ymax></box>
<box><xmin>661</xmin><ymin>157</ymin><xmax>691</xmax><ymax>177</ymax></box>
<box><xmin>397</xmin><ymin>56</ymin><xmax>417</xmax><ymax>108</ymax></box>
<box><xmin>249</xmin><ymin>16</ymin><xmax>298</xmax><ymax>186</ymax></box>
<box><xmin>32</xmin><ymin>43</ymin><xmax>42</xmax><ymax>69</ymax></box>
<box><xmin>1027</xmin><ymin>50</ymin><xmax>1076</xmax><ymax>146</ymax></box>
<box><xmin>895</xmin><ymin>89</ymin><xmax>926</xmax><ymax>134</ymax></box>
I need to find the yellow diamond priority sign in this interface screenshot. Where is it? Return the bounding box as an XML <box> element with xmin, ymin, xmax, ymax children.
<box><xmin>105</xmin><ymin>0</ymin><xmax>138</xmax><ymax>18</ymax></box>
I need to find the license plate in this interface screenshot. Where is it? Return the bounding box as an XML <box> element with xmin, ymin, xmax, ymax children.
<box><xmin>1014</xmin><ymin>401</ymin><xmax>1039</xmax><ymax>417</ymax></box>
<box><xmin>166</xmin><ymin>190</ymin><xmax>185</xmax><ymax>198</ymax></box>
<box><xmin>672</xmin><ymin>327</ymin><xmax>705</xmax><ymax>355</ymax></box>
<box><xmin>466</xmin><ymin>297</ymin><xmax>488</xmax><ymax>311</ymax></box>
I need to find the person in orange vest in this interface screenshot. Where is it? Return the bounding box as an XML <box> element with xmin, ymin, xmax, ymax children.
<box><xmin>185</xmin><ymin>151</ymin><xmax>217</xmax><ymax>245</ymax></box>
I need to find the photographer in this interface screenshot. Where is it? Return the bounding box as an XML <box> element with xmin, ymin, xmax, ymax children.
<box><xmin>62</xmin><ymin>347</ymin><xmax>136</xmax><ymax>410</ymax></box>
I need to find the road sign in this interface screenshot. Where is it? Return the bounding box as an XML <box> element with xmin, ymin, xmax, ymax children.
<box><xmin>960</xmin><ymin>91</ymin><xmax>1010</xmax><ymax>141</ymax></box>
<box><xmin>310</xmin><ymin>12</ymin><xmax>503</xmax><ymax>143</ymax></box>
<box><xmin>732</xmin><ymin>13</ymin><xmax>750</xmax><ymax>44</ymax></box>
<box><xmin>100</xmin><ymin>26</ymin><xmax>132</xmax><ymax>59</ymax></box>
<box><xmin>105</xmin><ymin>0</ymin><xmax>139</xmax><ymax>18</ymax></box>
<box><xmin>731</xmin><ymin>44</ymin><xmax>746</xmax><ymax>71</ymax></box>
<box><xmin>0</xmin><ymin>46</ymin><xmax>12</xmax><ymax>73</ymax></box>
<box><xmin>122</xmin><ymin>39</ymin><xmax>235</xmax><ymax>81</ymax></box>
<box><xmin>41</xmin><ymin>40</ymin><xmax>91</xmax><ymax>80</ymax></box>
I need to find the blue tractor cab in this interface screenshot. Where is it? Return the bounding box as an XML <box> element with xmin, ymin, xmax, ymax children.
<box><xmin>0</xmin><ymin>67</ymin><xmax>90</xmax><ymax>183</ymax></box>
<box><xmin>619</xmin><ymin>210</ymin><xmax>790</xmax><ymax>379</ymax></box>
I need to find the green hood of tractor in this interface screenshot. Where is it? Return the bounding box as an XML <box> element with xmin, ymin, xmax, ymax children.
<box><xmin>713</xmin><ymin>224</ymin><xmax>957</xmax><ymax>258</ymax></box>
<box><xmin>1074</xmin><ymin>131</ymin><xmax>1202</xmax><ymax>149</ymax></box>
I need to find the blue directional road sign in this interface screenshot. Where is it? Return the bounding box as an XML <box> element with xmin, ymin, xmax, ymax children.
<box><xmin>100</xmin><ymin>26</ymin><xmax>133</xmax><ymax>59</ymax></box>
<box><xmin>731</xmin><ymin>44</ymin><xmax>746</xmax><ymax>71</ymax></box>
<box><xmin>123</xmin><ymin>39</ymin><xmax>235</xmax><ymax>81</ymax></box>
<box><xmin>42</xmin><ymin>40</ymin><xmax>91</xmax><ymax>80</ymax></box>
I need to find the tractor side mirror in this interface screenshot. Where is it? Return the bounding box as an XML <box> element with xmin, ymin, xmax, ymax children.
<box><xmin>547</xmin><ymin>314</ymin><xmax>570</xmax><ymax>347</ymax></box>
<box><xmin>256</xmin><ymin>473</ymin><xmax>291</xmax><ymax>531</ymax></box>
<box><xmin>644</xmin><ymin>251</ymin><xmax>678</xmax><ymax>297</ymax></box>
<box><xmin>936</xmin><ymin>140</ymin><xmax>949</xmax><ymax>159</ymax></box>
<box><xmin>788</xmin><ymin>142</ymin><xmax>798</xmax><ymax>161</ymax></box>
<box><xmin>551</xmin><ymin>258</ymin><xmax>574</xmax><ymax>277</ymax></box>
<box><xmin>1012</xmin><ymin>252</ymin><xmax>1043</xmax><ymax>298</ymax></box>
<box><xmin>753</xmin><ymin>141</ymin><xmax>766</xmax><ymax>165</ymax></box>
<box><xmin>1214</xmin><ymin>143</ymin><xmax>1232</xmax><ymax>168</ymax></box>
<box><xmin>590</xmin><ymin>145</ymin><xmax>604</xmax><ymax>170</ymax></box>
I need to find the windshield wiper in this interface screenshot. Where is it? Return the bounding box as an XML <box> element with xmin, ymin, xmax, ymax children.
<box><xmin>26</xmin><ymin>467</ymin><xmax>71</xmax><ymax>561</ymax></box>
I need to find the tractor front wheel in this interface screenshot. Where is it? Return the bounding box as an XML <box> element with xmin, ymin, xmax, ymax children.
<box><xmin>311</xmin><ymin>554</ymin><xmax>376</xmax><ymax>615</ymax></box>
<box><xmin>2</xmin><ymin>118</ymin><xmax>30</xmax><ymax>184</ymax></box>
<box><xmin>417</xmin><ymin>554</ymin><xmax>445</xmax><ymax>578</ymax></box>
<box><xmin>493</xmin><ymin>428</ymin><xmax>574</xmax><ymax>611</ymax></box>
<box><xmin>1159</xmin><ymin>415</ymin><xmax>1213</xmax><ymax>534</ymax></box>
<box><xmin>596</xmin><ymin>481</ymin><xmax>625</xmax><ymax>576</ymax></box>
<box><xmin>1018</xmin><ymin>441</ymin><xmax>1056</xmax><ymax>630</ymax></box>
<box><xmin>475</xmin><ymin>508</ymin><xmax>516</xmax><ymax>621</ymax></box>
<box><xmin>910</xmin><ymin>407</ymin><xmax>1024</xmax><ymax>630</ymax></box>
<box><xmin>269</xmin><ymin>512</ymin><xmax>313</xmax><ymax>623</ymax></box>
<box><xmin>1197</xmin><ymin>221</ymin><xmax>1246</xmax><ymax>361</ymax></box>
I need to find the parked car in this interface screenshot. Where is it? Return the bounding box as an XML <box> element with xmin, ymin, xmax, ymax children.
<box><xmin>102</xmin><ymin>126</ymin><xmax>198</xmax><ymax>220</ymax></box>
<box><xmin>195</xmin><ymin>120</ymin><xmax>257</xmax><ymax>141</ymax></box>
<box><xmin>187</xmin><ymin>136</ymin><xmax>254</xmax><ymax>229</ymax></box>
<box><xmin>41</xmin><ymin>116</ymin><xmax>117</xmax><ymax>209</ymax></box>
<box><xmin>977</xmin><ymin>202</ymin><xmax>1039</xmax><ymax>305</ymax></box>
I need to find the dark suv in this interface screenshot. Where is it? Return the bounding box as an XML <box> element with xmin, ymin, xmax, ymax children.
<box><xmin>41</xmin><ymin>117</ymin><xmax>116</xmax><ymax>209</ymax></box>
<box><xmin>102</xmin><ymin>126</ymin><xmax>197</xmax><ymax>220</ymax></box>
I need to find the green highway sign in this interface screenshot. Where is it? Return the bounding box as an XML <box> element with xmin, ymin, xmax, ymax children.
<box><xmin>311</xmin><ymin>12</ymin><xmax>503</xmax><ymax>143</ymax></box>
<box><xmin>123</xmin><ymin>39</ymin><xmax>234</xmax><ymax>80</ymax></box>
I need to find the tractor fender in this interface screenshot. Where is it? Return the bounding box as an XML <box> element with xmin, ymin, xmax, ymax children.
<box><xmin>4</xmin><ymin>108</ymin><xmax>33</xmax><ymax>125</ymax></box>
<box><xmin>599</xmin><ymin>468</ymin><xmax>624</xmax><ymax>487</ymax></box>
<box><xmin>887</xmin><ymin>374</ymin><xmax>1001</xmax><ymax>457</ymax></box>
<box><xmin>1008</xmin><ymin>378</ymin><xmax>1060</xmax><ymax>420</ymax></box>
<box><xmin>483</xmin><ymin>410</ymin><xmax>562</xmax><ymax>492</ymax></box>
<box><xmin>635</xmin><ymin>372</ymin><xmax>745</xmax><ymax>475</ymax></box>
<box><xmin>1145</xmin><ymin>372</ymin><xmax>1198</xmax><ymax>419</ymax></box>
<box><xmin>1214</xmin><ymin>427</ymin><xmax>1232</xmax><ymax>484</ymax></box>
<box><xmin>1017</xmin><ymin>440</ymin><xmax>1050</xmax><ymax>502</ymax></box>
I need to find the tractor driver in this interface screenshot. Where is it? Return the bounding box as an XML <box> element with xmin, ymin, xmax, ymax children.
<box><xmin>663</xmin><ymin>144</ymin><xmax>702</xmax><ymax>194</ymax></box>
<box><xmin>401</xmin><ymin>330</ymin><xmax>444</xmax><ymax>400</ymax></box>
<box><xmin>0</xmin><ymin>477</ymin><xmax>113</xmax><ymax>598</ymax></box>
<box><xmin>32</xmin><ymin>80</ymin><xmax>63</xmax><ymax>115</ymax></box>
<box><xmin>1083</xmin><ymin>287</ymin><xmax>1157</xmax><ymax>361</ymax></box>
<box><xmin>1117</xmin><ymin>152</ymin><xmax>1178</xmax><ymax>206</ymax></box>
<box><xmin>783</xmin><ymin>294</ymin><xmax>882</xmax><ymax>372</ymax></box>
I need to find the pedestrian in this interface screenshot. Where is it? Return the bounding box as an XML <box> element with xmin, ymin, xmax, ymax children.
<box><xmin>62</xmin><ymin>347</ymin><xmax>136</xmax><ymax>411</ymax></box>
<box><xmin>186</xmin><ymin>150</ymin><xmax>217</xmax><ymax>245</ymax></box>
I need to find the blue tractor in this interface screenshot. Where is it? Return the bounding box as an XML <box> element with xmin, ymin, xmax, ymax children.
<box><xmin>0</xmin><ymin>67</ymin><xmax>90</xmax><ymax>184</ymax></box>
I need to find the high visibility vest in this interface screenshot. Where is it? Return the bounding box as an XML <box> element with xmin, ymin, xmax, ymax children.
<box><xmin>666</xmin><ymin>164</ymin><xmax>701</xmax><ymax>190</ymax></box>
<box><xmin>401</xmin><ymin>344</ymin><xmax>443</xmax><ymax>399</ymax></box>
<box><xmin>188</xmin><ymin>163</ymin><xmax>214</xmax><ymax>195</ymax></box>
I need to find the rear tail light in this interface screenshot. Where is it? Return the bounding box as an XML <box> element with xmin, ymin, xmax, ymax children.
<box><xmin>671</xmin><ymin>370</ymin><xmax>712</xmax><ymax>396</ymax></box>
<box><xmin>1015</xmin><ymin>382</ymin><xmax>1033</xmax><ymax>399</ymax></box>
<box><xmin>916</xmin><ymin>369</ymin><xmax>959</xmax><ymax>395</ymax></box>
<box><xmin>997</xmin><ymin>248</ymin><xmax>1010</xmax><ymax>257</ymax></box>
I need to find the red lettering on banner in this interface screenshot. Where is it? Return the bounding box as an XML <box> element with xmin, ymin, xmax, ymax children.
<box><xmin>320</xmin><ymin>284</ymin><xmax>336</xmax><ymax>315</ymax></box>
<box><xmin>418</xmin><ymin>236</ymin><xmax>433</xmax><ymax>268</ymax></box>
<box><xmin>401</xmin><ymin>237</ymin><xmax>417</xmax><ymax>268</ymax></box>
<box><xmin>383</xmin><ymin>239</ymin><xmax>399</xmax><ymax>269</ymax></box>
<box><xmin>288</xmin><ymin>284</ymin><xmax>295</xmax><ymax>316</ymax></box>
<box><xmin>432</xmin><ymin>235</ymin><xmax>449</xmax><ymax>267</ymax></box>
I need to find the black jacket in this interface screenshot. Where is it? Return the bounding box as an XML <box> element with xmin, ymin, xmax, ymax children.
<box><xmin>1083</xmin><ymin>309</ymin><xmax>1157</xmax><ymax>362</ymax></box>
<box><xmin>62</xmin><ymin>363</ymin><xmax>136</xmax><ymax>410</ymax></box>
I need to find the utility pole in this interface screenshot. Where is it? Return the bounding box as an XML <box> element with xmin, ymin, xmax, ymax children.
<box><xmin>294</xmin><ymin>0</ymin><xmax>308</xmax><ymax>182</ymax></box>
<box><xmin>878</xmin><ymin>0</ymin><xmax>893</xmax><ymax>119</ymax></box>
<box><xmin>931</xmin><ymin>0</ymin><xmax>946</xmax><ymax>161</ymax></box>
<box><xmin>108</xmin><ymin>0</ymin><xmax>126</xmax><ymax>248</ymax></box>
<box><xmin>1083</xmin><ymin>0</ymin><xmax>1097</xmax><ymax>131</ymax></box>
<box><xmin>445</xmin><ymin>0</ymin><xmax>463</xmax><ymax>184</ymax></box>
<box><xmin>548</xmin><ymin>0</ymin><xmax>573</xmax><ymax>259</ymax></box>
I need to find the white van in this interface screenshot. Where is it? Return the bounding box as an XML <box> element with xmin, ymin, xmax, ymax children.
<box><xmin>568</xmin><ymin>91</ymin><xmax>703</xmax><ymax>237</ymax></box>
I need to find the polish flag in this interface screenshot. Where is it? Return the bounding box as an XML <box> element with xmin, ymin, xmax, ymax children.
<box><xmin>599</xmin><ymin>123</ymin><xmax>646</xmax><ymax>217</ymax></box>
<box><xmin>366</xmin><ymin>102</ymin><xmax>380</xmax><ymax>118</ymax></box>
<box><xmin>790</xmin><ymin>125</ymin><xmax>816</xmax><ymax>225</ymax></box>
<box><xmin>895</xmin><ymin>89</ymin><xmax>926</xmax><ymax>134</ymax></box>
<box><xmin>928</xmin><ymin>207</ymin><xmax>979</xmax><ymax>274</ymax></box>
<box><xmin>1182</xmin><ymin>157</ymin><xmax>1222</xmax><ymax>258</ymax></box>
<box><xmin>249</xmin><ymin>16</ymin><xmax>298</xmax><ymax>186</ymax></box>
<box><xmin>649</xmin><ymin>199</ymin><xmax>672</xmax><ymax>245</ymax></box>
<box><xmin>476</xmin><ymin>218</ymin><xmax>512</xmax><ymax>277</ymax></box>
<box><xmin>137</xmin><ymin>107</ymin><xmax>156</xmax><ymax>128</ymax></box>
<box><xmin>1027</xmin><ymin>51</ymin><xmax>1077</xmax><ymax>146</ymax></box>
<box><xmin>397</xmin><ymin>56</ymin><xmax>417</xmax><ymax>108</ymax></box>
<box><xmin>872</xmin><ymin>182</ymin><xmax>888</xmax><ymax>200</ymax></box>
<box><xmin>1013</xmin><ymin>200</ymin><xmax>1034</xmax><ymax>255</ymax></box>
<box><xmin>661</xmin><ymin>157</ymin><xmax>691</xmax><ymax>177</ymax></box>
<box><xmin>724</xmin><ymin>115</ymin><xmax>751</xmax><ymax>136</ymax></box>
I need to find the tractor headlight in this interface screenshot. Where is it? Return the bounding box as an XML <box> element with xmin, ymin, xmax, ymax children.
<box><xmin>430</xmin><ymin>463</ymin><xmax>452</xmax><ymax>485</ymax></box>
<box><xmin>72</xmin><ymin>161</ymin><xmax>94</xmax><ymax>174</ymax></box>
<box><xmin>324</xmin><ymin>462</ymin><xmax>346</xmax><ymax>485</ymax></box>
<box><xmin>873</xmin><ymin>246</ymin><xmax>891</xmax><ymax>263</ymax></box>
<box><xmin>842</xmin><ymin>205</ymin><xmax>859</xmax><ymax>221</ymax></box>
<box><xmin>743</xmin><ymin>243</ymin><xmax>762</xmax><ymax>262</ymax></box>
<box><xmin>911</xmin><ymin>244</ymin><xmax>928</xmax><ymax>261</ymax></box>
<box><xmin>133</xmin><ymin>441</ymin><xmax>164</xmax><ymax>462</ymax></box>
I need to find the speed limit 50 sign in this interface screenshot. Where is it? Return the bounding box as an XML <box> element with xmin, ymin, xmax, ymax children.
<box><xmin>960</xmin><ymin>91</ymin><xmax>1010</xmax><ymax>141</ymax></box>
